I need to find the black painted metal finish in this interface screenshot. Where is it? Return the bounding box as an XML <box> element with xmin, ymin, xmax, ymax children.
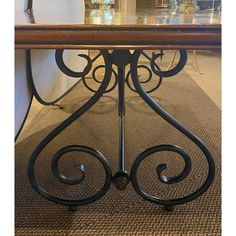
<box><xmin>28</xmin><ymin>50</ymin><xmax>113</xmax><ymax>207</ymax></box>
<box><xmin>55</xmin><ymin>49</ymin><xmax>92</xmax><ymax>78</ymax></box>
<box><xmin>83</xmin><ymin>50</ymin><xmax>171</xmax><ymax>94</ymax></box>
<box><xmin>130</xmin><ymin>50</ymin><xmax>215</xmax><ymax>207</ymax></box>
<box><xmin>28</xmin><ymin>49</ymin><xmax>215</xmax><ymax>211</ymax></box>
<box><xmin>112</xmin><ymin>61</ymin><xmax>130</xmax><ymax>191</ymax></box>
<box><xmin>118</xmin><ymin>66</ymin><xmax>126</xmax><ymax>171</ymax></box>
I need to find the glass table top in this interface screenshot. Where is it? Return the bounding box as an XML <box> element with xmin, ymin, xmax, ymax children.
<box><xmin>15</xmin><ymin>8</ymin><xmax>221</xmax><ymax>27</ymax></box>
<box><xmin>15</xmin><ymin>2</ymin><xmax>221</xmax><ymax>50</ymax></box>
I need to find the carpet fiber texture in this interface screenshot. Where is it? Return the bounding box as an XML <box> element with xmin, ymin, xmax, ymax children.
<box><xmin>15</xmin><ymin>67</ymin><xmax>221</xmax><ymax>235</ymax></box>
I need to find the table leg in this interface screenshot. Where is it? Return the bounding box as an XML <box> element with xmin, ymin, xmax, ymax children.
<box><xmin>28</xmin><ymin>50</ymin><xmax>113</xmax><ymax>209</ymax></box>
<box><xmin>27</xmin><ymin>49</ymin><xmax>215</xmax><ymax>211</ymax></box>
<box><xmin>130</xmin><ymin>50</ymin><xmax>215</xmax><ymax>209</ymax></box>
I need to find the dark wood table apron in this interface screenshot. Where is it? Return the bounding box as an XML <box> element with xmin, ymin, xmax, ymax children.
<box><xmin>15</xmin><ymin>7</ymin><xmax>221</xmax><ymax>212</ymax></box>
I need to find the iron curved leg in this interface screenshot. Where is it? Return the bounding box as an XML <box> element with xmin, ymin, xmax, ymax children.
<box><xmin>27</xmin><ymin>49</ymin><xmax>215</xmax><ymax>212</ymax></box>
<box><xmin>28</xmin><ymin>50</ymin><xmax>113</xmax><ymax>209</ymax></box>
<box><xmin>129</xmin><ymin>50</ymin><xmax>215</xmax><ymax>208</ymax></box>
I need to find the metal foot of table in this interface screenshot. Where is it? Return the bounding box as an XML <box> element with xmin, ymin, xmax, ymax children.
<box><xmin>28</xmin><ymin>49</ymin><xmax>215</xmax><ymax>211</ymax></box>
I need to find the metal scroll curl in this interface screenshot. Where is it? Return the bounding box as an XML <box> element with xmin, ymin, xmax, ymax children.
<box><xmin>129</xmin><ymin>50</ymin><xmax>215</xmax><ymax>207</ymax></box>
<box><xmin>150</xmin><ymin>49</ymin><xmax>188</xmax><ymax>78</ymax></box>
<box><xmin>82</xmin><ymin>65</ymin><xmax>118</xmax><ymax>94</ymax></box>
<box><xmin>28</xmin><ymin>50</ymin><xmax>113</xmax><ymax>207</ymax></box>
<box><xmin>125</xmin><ymin>50</ymin><xmax>187</xmax><ymax>93</ymax></box>
<box><xmin>126</xmin><ymin>64</ymin><xmax>163</xmax><ymax>93</ymax></box>
<box><xmin>55</xmin><ymin>49</ymin><xmax>93</xmax><ymax>78</ymax></box>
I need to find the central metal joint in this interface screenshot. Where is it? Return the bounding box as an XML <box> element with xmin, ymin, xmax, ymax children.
<box><xmin>111</xmin><ymin>50</ymin><xmax>132</xmax><ymax>67</ymax></box>
<box><xmin>112</xmin><ymin>171</ymin><xmax>130</xmax><ymax>191</ymax></box>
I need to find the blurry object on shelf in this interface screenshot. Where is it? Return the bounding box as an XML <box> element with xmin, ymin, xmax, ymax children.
<box><xmin>155</xmin><ymin>0</ymin><xmax>168</xmax><ymax>8</ymax></box>
<box><xmin>197</xmin><ymin>0</ymin><xmax>221</xmax><ymax>11</ymax></box>
<box><xmin>179</xmin><ymin>0</ymin><xmax>198</xmax><ymax>13</ymax></box>
<box><xmin>90</xmin><ymin>8</ymin><xmax>115</xmax><ymax>24</ymax></box>
<box><xmin>168</xmin><ymin>0</ymin><xmax>178</xmax><ymax>10</ymax></box>
<box><xmin>91</xmin><ymin>0</ymin><xmax>115</xmax><ymax>9</ymax></box>
<box><xmin>85</xmin><ymin>0</ymin><xmax>93</xmax><ymax>8</ymax></box>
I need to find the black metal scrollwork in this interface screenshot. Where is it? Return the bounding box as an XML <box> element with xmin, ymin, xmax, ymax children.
<box><xmin>125</xmin><ymin>50</ymin><xmax>187</xmax><ymax>94</ymax></box>
<box><xmin>125</xmin><ymin>51</ymin><xmax>163</xmax><ymax>93</ymax></box>
<box><xmin>55</xmin><ymin>49</ymin><xmax>92</xmax><ymax>78</ymax></box>
<box><xmin>82</xmin><ymin>65</ymin><xmax>118</xmax><ymax>93</ymax></box>
<box><xmin>49</xmin><ymin>145</ymin><xmax>112</xmax><ymax>205</ymax></box>
<box><xmin>150</xmin><ymin>50</ymin><xmax>188</xmax><ymax>77</ymax></box>
<box><xmin>28</xmin><ymin>49</ymin><xmax>215</xmax><ymax>211</ymax></box>
<box><xmin>28</xmin><ymin>50</ymin><xmax>113</xmax><ymax>207</ymax></box>
<box><xmin>125</xmin><ymin>64</ymin><xmax>163</xmax><ymax>93</ymax></box>
<box><xmin>51</xmin><ymin>146</ymin><xmax>86</xmax><ymax>186</ymax></box>
<box><xmin>129</xmin><ymin>50</ymin><xmax>215</xmax><ymax>207</ymax></box>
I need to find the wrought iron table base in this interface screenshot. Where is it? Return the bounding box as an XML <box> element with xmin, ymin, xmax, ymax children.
<box><xmin>28</xmin><ymin>49</ymin><xmax>215</xmax><ymax>212</ymax></box>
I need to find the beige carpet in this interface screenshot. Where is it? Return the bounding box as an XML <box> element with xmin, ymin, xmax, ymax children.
<box><xmin>15</xmin><ymin>52</ymin><xmax>221</xmax><ymax>236</ymax></box>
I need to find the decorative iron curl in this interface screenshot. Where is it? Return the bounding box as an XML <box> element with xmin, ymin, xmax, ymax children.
<box><xmin>49</xmin><ymin>144</ymin><xmax>111</xmax><ymax>205</ymax></box>
<box><xmin>150</xmin><ymin>49</ymin><xmax>188</xmax><ymax>78</ymax></box>
<box><xmin>130</xmin><ymin>50</ymin><xmax>215</xmax><ymax>207</ymax></box>
<box><xmin>51</xmin><ymin>145</ymin><xmax>86</xmax><ymax>186</ymax></box>
<box><xmin>132</xmin><ymin>145</ymin><xmax>192</xmax><ymax>185</ymax></box>
<box><xmin>55</xmin><ymin>49</ymin><xmax>92</xmax><ymax>78</ymax></box>
<box><xmin>28</xmin><ymin>50</ymin><xmax>113</xmax><ymax>207</ymax></box>
<box><xmin>125</xmin><ymin>51</ymin><xmax>163</xmax><ymax>93</ymax></box>
<box><xmin>82</xmin><ymin>65</ymin><xmax>118</xmax><ymax>93</ymax></box>
<box><xmin>126</xmin><ymin>65</ymin><xmax>163</xmax><ymax>93</ymax></box>
<box><xmin>125</xmin><ymin>50</ymin><xmax>187</xmax><ymax>93</ymax></box>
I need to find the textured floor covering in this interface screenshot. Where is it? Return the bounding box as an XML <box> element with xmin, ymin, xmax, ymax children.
<box><xmin>15</xmin><ymin>53</ymin><xmax>221</xmax><ymax>236</ymax></box>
